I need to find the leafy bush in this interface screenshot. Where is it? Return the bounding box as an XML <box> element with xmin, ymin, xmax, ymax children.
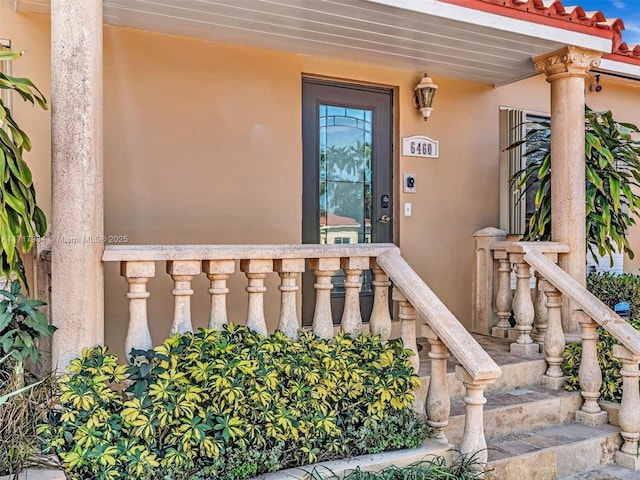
<box><xmin>0</xmin><ymin>50</ymin><xmax>48</xmax><ymax>285</ymax></box>
<box><xmin>587</xmin><ymin>272</ymin><xmax>640</xmax><ymax>318</ymax></box>
<box><xmin>0</xmin><ymin>280</ymin><xmax>56</xmax><ymax>378</ymax></box>
<box><xmin>40</xmin><ymin>324</ymin><xmax>427</xmax><ymax>480</ymax></box>
<box><xmin>510</xmin><ymin>107</ymin><xmax>640</xmax><ymax>262</ymax></box>
<box><xmin>563</xmin><ymin>272</ymin><xmax>640</xmax><ymax>402</ymax></box>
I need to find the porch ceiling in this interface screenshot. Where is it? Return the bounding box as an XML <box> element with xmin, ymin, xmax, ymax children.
<box><xmin>19</xmin><ymin>0</ymin><xmax>611</xmax><ymax>86</ymax></box>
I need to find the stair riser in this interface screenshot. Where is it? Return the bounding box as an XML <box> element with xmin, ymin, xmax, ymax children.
<box><xmin>485</xmin><ymin>432</ymin><xmax>621</xmax><ymax>480</ymax></box>
<box><xmin>446</xmin><ymin>393</ymin><xmax>582</xmax><ymax>445</ymax></box>
<box><xmin>415</xmin><ymin>358</ymin><xmax>548</xmax><ymax>412</ymax></box>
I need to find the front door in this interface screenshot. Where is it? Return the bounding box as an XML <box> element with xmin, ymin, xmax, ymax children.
<box><xmin>302</xmin><ymin>78</ymin><xmax>393</xmax><ymax>324</ymax></box>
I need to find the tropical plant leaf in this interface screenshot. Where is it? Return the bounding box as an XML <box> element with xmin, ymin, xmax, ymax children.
<box><xmin>508</xmin><ymin>106</ymin><xmax>640</xmax><ymax>262</ymax></box>
<box><xmin>0</xmin><ymin>54</ymin><xmax>48</xmax><ymax>289</ymax></box>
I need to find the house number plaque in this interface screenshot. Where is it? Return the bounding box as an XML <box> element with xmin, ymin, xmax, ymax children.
<box><xmin>402</xmin><ymin>135</ymin><xmax>439</xmax><ymax>158</ymax></box>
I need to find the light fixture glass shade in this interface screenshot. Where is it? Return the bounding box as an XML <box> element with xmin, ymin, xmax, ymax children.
<box><xmin>413</xmin><ymin>73</ymin><xmax>438</xmax><ymax>121</ymax></box>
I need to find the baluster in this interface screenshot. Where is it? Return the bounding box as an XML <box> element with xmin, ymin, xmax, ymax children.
<box><xmin>612</xmin><ymin>345</ymin><xmax>640</xmax><ymax>469</ymax></box>
<box><xmin>274</xmin><ymin>259</ymin><xmax>305</xmax><ymax>340</ymax></box>
<box><xmin>393</xmin><ymin>288</ymin><xmax>419</xmax><ymax>373</ymax></box>
<box><xmin>532</xmin><ymin>272</ymin><xmax>548</xmax><ymax>344</ymax></box>
<box><xmin>424</xmin><ymin>325</ymin><xmax>450</xmax><ymax>442</ymax></box>
<box><xmin>202</xmin><ymin>259</ymin><xmax>235</xmax><ymax>331</ymax></box>
<box><xmin>539</xmin><ymin>279</ymin><xmax>566</xmax><ymax>389</ymax></box>
<box><xmin>456</xmin><ymin>366</ymin><xmax>493</xmax><ymax>465</ymax></box>
<box><xmin>369</xmin><ymin>258</ymin><xmax>392</xmax><ymax>341</ymax></box>
<box><xmin>492</xmin><ymin>251</ymin><xmax>513</xmax><ymax>338</ymax></box>
<box><xmin>166</xmin><ymin>260</ymin><xmax>200</xmax><ymax>335</ymax></box>
<box><xmin>121</xmin><ymin>261</ymin><xmax>155</xmax><ymax>357</ymax></box>
<box><xmin>309</xmin><ymin>257</ymin><xmax>340</xmax><ymax>340</ymax></box>
<box><xmin>575</xmin><ymin>311</ymin><xmax>608</xmax><ymax>426</ymax></box>
<box><xmin>509</xmin><ymin>253</ymin><xmax>539</xmax><ymax>355</ymax></box>
<box><xmin>240</xmin><ymin>259</ymin><xmax>273</xmax><ymax>336</ymax></box>
<box><xmin>340</xmin><ymin>257</ymin><xmax>369</xmax><ymax>336</ymax></box>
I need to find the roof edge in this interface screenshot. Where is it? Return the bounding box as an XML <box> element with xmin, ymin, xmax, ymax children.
<box><xmin>437</xmin><ymin>0</ymin><xmax>615</xmax><ymax>40</ymax></box>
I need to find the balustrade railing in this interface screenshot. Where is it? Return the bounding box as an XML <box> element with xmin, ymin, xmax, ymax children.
<box><xmin>103</xmin><ymin>243</ymin><xmax>502</xmax><ymax>461</ymax></box>
<box><xmin>524</xmin><ymin>249</ymin><xmax>640</xmax><ymax>468</ymax></box>
<box><xmin>473</xmin><ymin>227</ymin><xmax>640</xmax><ymax>469</ymax></box>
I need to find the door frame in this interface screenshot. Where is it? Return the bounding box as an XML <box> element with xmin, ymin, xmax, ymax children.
<box><xmin>301</xmin><ymin>76</ymin><xmax>395</xmax><ymax>325</ymax></box>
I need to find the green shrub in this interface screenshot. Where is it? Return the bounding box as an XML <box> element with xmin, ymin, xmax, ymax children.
<box><xmin>587</xmin><ymin>272</ymin><xmax>640</xmax><ymax>318</ymax></box>
<box><xmin>563</xmin><ymin>272</ymin><xmax>640</xmax><ymax>403</ymax></box>
<box><xmin>0</xmin><ymin>280</ymin><xmax>56</xmax><ymax>377</ymax></box>
<box><xmin>40</xmin><ymin>324</ymin><xmax>427</xmax><ymax>480</ymax></box>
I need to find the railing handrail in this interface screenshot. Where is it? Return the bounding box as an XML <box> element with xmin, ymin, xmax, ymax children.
<box><xmin>524</xmin><ymin>249</ymin><xmax>640</xmax><ymax>355</ymax></box>
<box><xmin>103</xmin><ymin>243</ymin><xmax>399</xmax><ymax>262</ymax></box>
<box><xmin>376</xmin><ymin>249</ymin><xmax>502</xmax><ymax>382</ymax></box>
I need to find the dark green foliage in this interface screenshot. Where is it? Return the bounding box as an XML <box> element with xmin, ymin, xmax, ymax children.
<box><xmin>510</xmin><ymin>107</ymin><xmax>640</xmax><ymax>263</ymax></box>
<box><xmin>562</xmin><ymin>272</ymin><xmax>640</xmax><ymax>402</ymax></box>
<box><xmin>0</xmin><ymin>50</ymin><xmax>48</xmax><ymax>286</ymax></box>
<box><xmin>587</xmin><ymin>272</ymin><xmax>640</xmax><ymax>318</ymax></box>
<box><xmin>41</xmin><ymin>324</ymin><xmax>428</xmax><ymax>480</ymax></box>
<box><xmin>0</xmin><ymin>280</ymin><xmax>55</xmax><ymax>369</ymax></box>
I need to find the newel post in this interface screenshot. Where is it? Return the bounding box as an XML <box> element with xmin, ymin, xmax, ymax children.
<box><xmin>472</xmin><ymin>228</ymin><xmax>506</xmax><ymax>335</ymax></box>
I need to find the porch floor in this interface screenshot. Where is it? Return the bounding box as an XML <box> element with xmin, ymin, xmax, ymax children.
<box><xmin>416</xmin><ymin>333</ymin><xmax>545</xmax><ymax>378</ymax></box>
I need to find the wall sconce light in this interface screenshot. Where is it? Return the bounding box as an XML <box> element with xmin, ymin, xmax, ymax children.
<box><xmin>413</xmin><ymin>73</ymin><xmax>438</xmax><ymax>121</ymax></box>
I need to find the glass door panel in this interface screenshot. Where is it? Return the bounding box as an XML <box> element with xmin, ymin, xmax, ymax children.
<box><xmin>319</xmin><ymin>105</ymin><xmax>373</xmax><ymax>295</ymax></box>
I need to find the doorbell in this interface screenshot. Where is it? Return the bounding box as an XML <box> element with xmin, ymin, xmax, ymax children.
<box><xmin>404</xmin><ymin>173</ymin><xmax>416</xmax><ymax>193</ymax></box>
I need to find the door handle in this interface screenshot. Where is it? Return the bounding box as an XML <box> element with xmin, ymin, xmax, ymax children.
<box><xmin>378</xmin><ymin>214</ymin><xmax>391</xmax><ymax>224</ymax></box>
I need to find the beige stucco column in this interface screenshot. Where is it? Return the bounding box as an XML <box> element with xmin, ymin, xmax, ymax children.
<box><xmin>50</xmin><ymin>1</ymin><xmax>104</xmax><ymax>369</ymax></box>
<box><xmin>532</xmin><ymin>46</ymin><xmax>601</xmax><ymax>334</ymax></box>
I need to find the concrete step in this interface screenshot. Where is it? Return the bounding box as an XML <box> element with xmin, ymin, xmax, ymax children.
<box><xmin>253</xmin><ymin>439</ymin><xmax>451</xmax><ymax>479</ymax></box>
<box><xmin>559</xmin><ymin>464</ymin><xmax>640</xmax><ymax>479</ymax></box>
<box><xmin>414</xmin><ymin>334</ymin><xmax>547</xmax><ymax>412</ymax></box>
<box><xmin>485</xmin><ymin>422</ymin><xmax>621</xmax><ymax>480</ymax></box>
<box><xmin>446</xmin><ymin>386</ymin><xmax>582</xmax><ymax>445</ymax></box>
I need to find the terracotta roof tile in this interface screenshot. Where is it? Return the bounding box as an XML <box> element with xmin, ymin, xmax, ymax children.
<box><xmin>442</xmin><ymin>1</ymin><xmax>640</xmax><ymax>66</ymax></box>
<box><xmin>477</xmin><ymin>0</ymin><xmax>623</xmax><ymax>32</ymax></box>
<box><xmin>607</xmin><ymin>42</ymin><xmax>640</xmax><ymax>66</ymax></box>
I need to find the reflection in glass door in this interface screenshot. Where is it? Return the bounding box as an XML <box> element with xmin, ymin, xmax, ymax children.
<box><xmin>319</xmin><ymin>105</ymin><xmax>373</xmax><ymax>295</ymax></box>
<box><xmin>302</xmin><ymin>79</ymin><xmax>393</xmax><ymax>323</ymax></box>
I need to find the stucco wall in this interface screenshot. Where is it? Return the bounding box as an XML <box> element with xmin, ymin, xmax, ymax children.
<box><xmin>98</xmin><ymin>26</ymin><xmax>510</xmax><ymax>357</ymax></box>
<box><xmin>7</xmin><ymin>5</ymin><xmax>640</xmax><ymax>359</ymax></box>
